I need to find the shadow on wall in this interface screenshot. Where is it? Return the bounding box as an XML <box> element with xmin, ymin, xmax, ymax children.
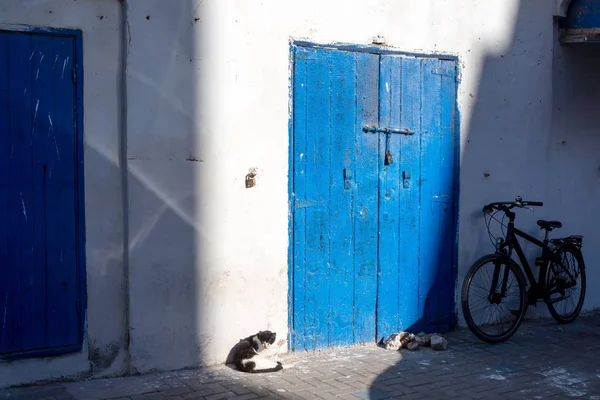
<box><xmin>369</xmin><ymin>0</ymin><xmax>581</xmax><ymax>398</ymax></box>
<box><xmin>548</xmin><ymin>39</ymin><xmax>600</xmax><ymax>313</ymax></box>
<box><xmin>97</xmin><ymin>1</ymin><xmax>289</xmax><ymax>389</ymax></box>
<box><xmin>85</xmin><ymin>0</ymin><xmax>208</xmax><ymax>375</ymax></box>
<box><xmin>120</xmin><ymin>0</ymin><xmax>204</xmax><ymax>374</ymax></box>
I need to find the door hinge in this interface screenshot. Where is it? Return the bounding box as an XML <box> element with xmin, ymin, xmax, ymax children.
<box><xmin>76</xmin><ymin>298</ymin><xmax>81</xmax><ymax>314</ymax></box>
<box><xmin>431</xmin><ymin>67</ymin><xmax>458</xmax><ymax>81</ymax></box>
<box><xmin>72</xmin><ymin>68</ymin><xmax>77</xmax><ymax>84</ymax></box>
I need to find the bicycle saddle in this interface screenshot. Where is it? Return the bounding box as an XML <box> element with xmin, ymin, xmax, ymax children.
<box><xmin>537</xmin><ymin>220</ymin><xmax>562</xmax><ymax>230</ymax></box>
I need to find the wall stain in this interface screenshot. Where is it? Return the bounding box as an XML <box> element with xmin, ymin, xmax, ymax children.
<box><xmin>88</xmin><ymin>341</ymin><xmax>121</xmax><ymax>373</ymax></box>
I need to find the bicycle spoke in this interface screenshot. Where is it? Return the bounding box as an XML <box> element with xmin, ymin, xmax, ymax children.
<box><xmin>470</xmin><ymin>282</ymin><xmax>493</xmax><ymax>295</ymax></box>
<box><xmin>465</xmin><ymin>259</ymin><xmax>524</xmax><ymax>338</ymax></box>
<box><xmin>482</xmin><ymin>266</ymin><xmax>493</xmax><ymax>291</ymax></box>
<box><xmin>546</xmin><ymin>249</ymin><xmax>584</xmax><ymax>320</ymax></box>
<box><xmin>507</xmin><ymin>274</ymin><xmax>517</xmax><ymax>290</ymax></box>
<box><xmin>469</xmin><ymin>295</ymin><xmax>491</xmax><ymax>311</ymax></box>
<box><xmin>483</xmin><ymin>304</ymin><xmax>496</xmax><ymax>330</ymax></box>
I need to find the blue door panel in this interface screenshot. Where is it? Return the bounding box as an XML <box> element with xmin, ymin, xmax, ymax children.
<box><xmin>377</xmin><ymin>55</ymin><xmax>402</xmax><ymax>337</ymax></box>
<box><xmin>436</xmin><ymin>58</ymin><xmax>459</xmax><ymax>330</ymax></box>
<box><xmin>291</xmin><ymin>48</ymin><xmax>309</xmax><ymax>352</ymax></box>
<box><xmin>418</xmin><ymin>58</ymin><xmax>444</xmax><ymax>332</ymax></box>
<box><xmin>0</xmin><ymin>32</ymin><xmax>22</xmax><ymax>354</ymax></box>
<box><xmin>396</xmin><ymin>57</ymin><xmax>423</xmax><ymax>332</ymax></box>
<box><xmin>417</xmin><ymin>59</ymin><xmax>457</xmax><ymax>333</ymax></box>
<box><xmin>0</xmin><ymin>30</ymin><xmax>83</xmax><ymax>357</ymax></box>
<box><xmin>291</xmin><ymin>47</ymin><xmax>379</xmax><ymax>349</ymax></box>
<box><xmin>303</xmin><ymin>47</ymin><xmax>331</xmax><ymax>351</ymax></box>
<box><xmin>377</xmin><ymin>55</ymin><xmax>428</xmax><ymax>337</ymax></box>
<box><xmin>351</xmin><ymin>53</ymin><xmax>379</xmax><ymax>345</ymax></box>
<box><xmin>291</xmin><ymin>46</ymin><xmax>458</xmax><ymax>350</ymax></box>
<box><xmin>45</xmin><ymin>35</ymin><xmax>79</xmax><ymax>348</ymax></box>
<box><xmin>328</xmin><ymin>50</ymin><xmax>357</xmax><ymax>347</ymax></box>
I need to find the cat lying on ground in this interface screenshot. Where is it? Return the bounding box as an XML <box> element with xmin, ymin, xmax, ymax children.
<box><xmin>233</xmin><ymin>330</ymin><xmax>284</xmax><ymax>373</ymax></box>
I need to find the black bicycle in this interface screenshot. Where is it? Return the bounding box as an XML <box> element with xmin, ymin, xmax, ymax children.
<box><xmin>461</xmin><ymin>196</ymin><xmax>586</xmax><ymax>343</ymax></box>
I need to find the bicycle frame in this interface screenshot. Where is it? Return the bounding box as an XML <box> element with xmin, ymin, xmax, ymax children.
<box><xmin>463</xmin><ymin>198</ymin><xmax>587</xmax><ymax>344</ymax></box>
<box><xmin>492</xmin><ymin>214</ymin><xmax>562</xmax><ymax>305</ymax></box>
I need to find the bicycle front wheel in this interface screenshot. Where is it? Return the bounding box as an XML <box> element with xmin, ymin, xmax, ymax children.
<box><xmin>461</xmin><ymin>254</ymin><xmax>527</xmax><ymax>343</ymax></box>
<box><xmin>545</xmin><ymin>246</ymin><xmax>586</xmax><ymax>324</ymax></box>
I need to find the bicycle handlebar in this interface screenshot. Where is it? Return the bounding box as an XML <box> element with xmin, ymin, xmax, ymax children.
<box><xmin>524</xmin><ymin>201</ymin><xmax>543</xmax><ymax>207</ymax></box>
<box><xmin>482</xmin><ymin>197</ymin><xmax>543</xmax><ymax>213</ymax></box>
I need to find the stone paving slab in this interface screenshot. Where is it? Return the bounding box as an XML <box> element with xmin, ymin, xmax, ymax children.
<box><xmin>2</xmin><ymin>315</ymin><xmax>600</xmax><ymax>399</ymax></box>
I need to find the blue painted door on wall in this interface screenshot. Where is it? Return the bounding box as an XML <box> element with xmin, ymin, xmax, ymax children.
<box><xmin>0</xmin><ymin>30</ymin><xmax>84</xmax><ymax>358</ymax></box>
<box><xmin>291</xmin><ymin>46</ymin><xmax>457</xmax><ymax>350</ymax></box>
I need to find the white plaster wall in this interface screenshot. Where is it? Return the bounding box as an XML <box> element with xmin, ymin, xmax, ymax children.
<box><xmin>0</xmin><ymin>0</ymin><xmax>125</xmax><ymax>388</ymax></box>
<box><xmin>548</xmin><ymin>38</ymin><xmax>600</xmax><ymax>313</ymax></box>
<box><xmin>3</xmin><ymin>0</ymin><xmax>595</xmax><ymax>386</ymax></box>
<box><xmin>125</xmin><ymin>0</ymin><xmax>565</xmax><ymax>372</ymax></box>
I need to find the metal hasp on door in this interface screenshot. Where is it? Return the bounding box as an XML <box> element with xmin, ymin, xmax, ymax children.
<box><xmin>290</xmin><ymin>45</ymin><xmax>458</xmax><ymax>351</ymax></box>
<box><xmin>364</xmin><ymin>125</ymin><xmax>414</xmax><ymax>166</ymax></box>
<box><xmin>0</xmin><ymin>29</ymin><xmax>85</xmax><ymax>359</ymax></box>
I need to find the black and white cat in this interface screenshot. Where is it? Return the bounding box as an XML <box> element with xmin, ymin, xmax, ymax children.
<box><xmin>233</xmin><ymin>330</ymin><xmax>283</xmax><ymax>373</ymax></box>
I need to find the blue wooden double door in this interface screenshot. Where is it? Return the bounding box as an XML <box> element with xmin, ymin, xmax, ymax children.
<box><xmin>0</xmin><ymin>30</ymin><xmax>84</xmax><ymax>357</ymax></box>
<box><xmin>291</xmin><ymin>46</ymin><xmax>458</xmax><ymax>350</ymax></box>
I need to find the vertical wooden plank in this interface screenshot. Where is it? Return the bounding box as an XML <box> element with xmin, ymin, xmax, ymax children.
<box><xmin>303</xmin><ymin>48</ymin><xmax>331</xmax><ymax>350</ymax></box>
<box><xmin>353</xmin><ymin>52</ymin><xmax>379</xmax><ymax>344</ymax></box>
<box><xmin>328</xmin><ymin>50</ymin><xmax>356</xmax><ymax>347</ymax></box>
<box><xmin>292</xmin><ymin>47</ymin><xmax>309</xmax><ymax>351</ymax></box>
<box><xmin>397</xmin><ymin>57</ymin><xmax>422</xmax><ymax>331</ymax></box>
<box><xmin>6</xmin><ymin>32</ymin><xmax>35</xmax><ymax>354</ymax></box>
<box><xmin>376</xmin><ymin>56</ymin><xmax>402</xmax><ymax>338</ymax></box>
<box><xmin>46</xmin><ymin>36</ymin><xmax>79</xmax><ymax>347</ymax></box>
<box><xmin>29</xmin><ymin>33</ymin><xmax>51</xmax><ymax>350</ymax></box>
<box><xmin>74</xmin><ymin>31</ymin><xmax>86</xmax><ymax>346</ymax></box>
<box><xmin>419</xmin><ymin>59</ymin><xmax>443</xmax><ymax>330</ymax></box>
<box><xmin>436</xmin><ymin>59</ymin><xmax>457</xmax><ymax>329</ymax></box>
<box><xmin>0</xmin><ymin>31</ymin><xmax>21</xmax><ymax>354</ymax></box>
<box><xmin>0</xmin><ymin>32</ymin><xmax>8</xmax><ymax>353</ymax></box>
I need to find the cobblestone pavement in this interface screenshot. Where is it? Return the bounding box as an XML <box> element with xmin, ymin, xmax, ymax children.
<box><xmin>2</xmin><ymin>315</ymin><xmax>600</xmax><ymax>400</ymax></box>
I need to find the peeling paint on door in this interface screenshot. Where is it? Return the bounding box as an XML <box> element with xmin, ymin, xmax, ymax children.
<box><xmin>290</xmin><ymin>45</ymin><xmax>458</xmax><ymax>351</ymax></box>
<box><xmin>0</xmin><ymin>30</ymin><xmax>85</xmax><ymax>358</ymax></box>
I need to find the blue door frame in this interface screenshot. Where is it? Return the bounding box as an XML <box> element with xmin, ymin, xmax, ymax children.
<box><xmin>0</xmin><ymin>26</ymin><xmax>86</xmax><ymax>360</ymax></box>
<box><xmin>288</xmin><ymin>42</ymin><xmax>460</xmax><ymax>351</ymax></box>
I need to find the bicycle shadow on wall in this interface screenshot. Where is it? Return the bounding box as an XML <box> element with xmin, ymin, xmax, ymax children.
<box><xmin>369</xmin><ymin>0</ymin><xmax>594</xmax><ymax>398</ymax></box>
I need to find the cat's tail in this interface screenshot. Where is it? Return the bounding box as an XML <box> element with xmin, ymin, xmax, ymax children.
<box><xmin>245</xmin><ymin>361</ymin><xmax>284</xmax><ymax>374</ymax></box>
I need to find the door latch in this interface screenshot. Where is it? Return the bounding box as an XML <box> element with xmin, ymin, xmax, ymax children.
<box><xmin>403</xmin><ymin>171</ymin><xmax>411</xmax><ymax>188</ymax></box>
<box><xmin>362</xmin><ymin>125</ymin><xmax>414</xmax><ymax>135</ymax></box>
<box><xmin>343</xmin><ymin>168</ymin><xmax>353</xmax><ymax>190</ymax></box>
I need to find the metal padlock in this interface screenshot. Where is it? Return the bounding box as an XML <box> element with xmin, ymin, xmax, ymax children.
<box><xmin>384</xmin><ymin>149</ymin><xmax>394</xmax><ymax>165</ymax></box>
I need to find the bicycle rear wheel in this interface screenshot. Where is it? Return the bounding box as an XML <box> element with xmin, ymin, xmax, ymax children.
<box><xmin>545</xmin><ymin>246</ymin><xmax>586</xmax><ymax>324</ymax></box>
<box><xmin>461</xmin><ymin>254</ymin><xmax>527</xmax><ymax>343</ymax></box>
